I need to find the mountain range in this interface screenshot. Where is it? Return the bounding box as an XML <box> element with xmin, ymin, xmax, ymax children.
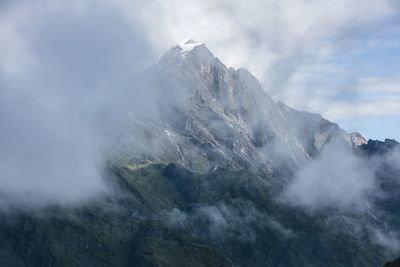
<box><xmin>0</xmin><ymin>40</ymin><xmax>399</xmax><ymax>267</ymax></box>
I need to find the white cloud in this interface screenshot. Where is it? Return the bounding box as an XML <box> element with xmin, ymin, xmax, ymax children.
<box><xmin>281</xmin><ymin>141</ymin><xmax>376</xmax><ymax>211</ymax></box>
<box><xmin>8</xmin><ymin>0</ymin><xmax>391</xmax><ymax>123</ymax></box>
<box><xmin>310</xmin><ymin>76</ymin><xmax>400</xmax><ymax>120</ymax></box>
<box><xmin>319</xmin><ymin>98</ymin><xmax>400</xmax><ymax>120</ymax></box>
<box><xmin>110</xmin><ymin>0</ymin><xmax>400</xmax><ymax>123</ymax></box>
<box><xmin>110</xmin><ymin>0</ymin><xmax>396</xmax><ymax>68</ymax></box>
<box><xmin>358</xmin><ymin>77</ymin><xmax>400</xmax><ymax>93</ymax></box>
<box><xmin>0</xmin><ymin>1</ymin><xmax>151</xmax><ymax>209</ymax></box>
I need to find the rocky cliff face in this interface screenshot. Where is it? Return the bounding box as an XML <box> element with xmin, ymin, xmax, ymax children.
<box><xmin>115</xmin><ymin>40</ymin><xmax>352</xmax><ymax>175</ymax></box>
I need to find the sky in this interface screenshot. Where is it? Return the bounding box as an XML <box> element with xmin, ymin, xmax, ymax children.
<box><xmin>1</xmin><ymin>0</ymin><xmax>399</xmax><ymax>141</ymax></box>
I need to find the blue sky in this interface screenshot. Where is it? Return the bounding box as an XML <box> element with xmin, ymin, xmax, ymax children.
<box><xmin>333</xmin><ymin>23</ymin><xmax>400</xmax><ymax>140</ymax></box>
<box><xmin>292</xmin><ymin>20</ymin><xmax>400</xmax><ymax>140</ymax></box>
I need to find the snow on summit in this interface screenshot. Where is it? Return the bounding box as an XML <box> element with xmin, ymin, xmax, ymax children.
<box><xmin>179</xmin><ymin>40</ymin><xmax>204</xmax><ymax>56</ymax></box>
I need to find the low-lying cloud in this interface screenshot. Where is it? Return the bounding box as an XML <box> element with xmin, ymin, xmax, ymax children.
<box><xmin>163</xmin><ymin>201</ymin><xmax>294</xmax><ymax>244</ymax></box>
<box><xmin>0</xmin><ymin>1</ymin><xmax>151</xmax><ymax>208</ymax></box>
<box><xmin>281</xmin><ymin>141</ymin><xmax>376</xmax><ymax>211</ymax></box>
<box><xmin>280</xmin><ymin>138</ymin><xmax>400</xmax><ymax>252</ymax></box>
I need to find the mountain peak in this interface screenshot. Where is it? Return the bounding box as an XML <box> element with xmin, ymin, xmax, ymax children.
<box><xmin>178</xmin><ymin>39</ymin><xmax>204</xmax><ymax>55</ymax></box>
<box><xmin>159</xmin><ymin>40</ymin><xmax>215</xmax><ymax>65</ymax></box>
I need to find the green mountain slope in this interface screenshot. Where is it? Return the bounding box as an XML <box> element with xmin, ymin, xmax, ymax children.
<box><xmin>0</xmin><ymin>160</ymin><xmax>392</xmax><ymax>266</ymax></box>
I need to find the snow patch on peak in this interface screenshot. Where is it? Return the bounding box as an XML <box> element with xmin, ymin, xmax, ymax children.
<box><xmin>179</xmin><ymin>40</ymin><xmax>204</xmax><ymax>56</ymax></box>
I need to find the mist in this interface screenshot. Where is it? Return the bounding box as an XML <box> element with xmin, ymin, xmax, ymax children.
<box><xmin>163</xmin><ymin>200</ymin><xmax>294</xmax><ymax>244</ymax></box>
<box><xmin>280</xmin><ymin>140</ymin><xmax>376</xmax><ymax>211</ymax></box>
<box><xmin>279</xmin><ymin>138</ymin><xmax>400</xmax><ymax>253</ymax></box>
<box><xmin>0</xmin><ymin>1</ymin><xmax>152</xmax><ymax>209</ymax></box>
<box><xmin>280</xmin><ymin>139</ymin><xmax>400</xmax><ymax>213</ymax></box>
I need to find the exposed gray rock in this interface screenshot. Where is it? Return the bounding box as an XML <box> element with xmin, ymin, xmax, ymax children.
<box><xmin>114</xmin><ymin>42</ymin><xmax>353</xmax><ymax>175</ymax></box>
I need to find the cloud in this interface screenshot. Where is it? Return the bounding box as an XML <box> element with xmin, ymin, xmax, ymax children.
<box><xmin>359</xmin><ymin>77</ymin><xmax>400</xmax><ymax>94</ymax></box>
<box><xmin>319</xmin><ymin>98</ymin><xmax>400</xmax><ymax>120</ymax></box>
<box><xmin>116</xmin><ymin>0</ymin><xmax>397</xmax><ymax>80</ymax></box>
<box><xmin>117</xmin><ymin>0</ymin><xmax>396</xmax><ymax>74</ymax></box>
<box><xmin>111</xmin><ymin>0</ymin><xmax>400</xmax><ymax>135</ymax></box>
<box><xmin>279</xmin><ymin>140</ymin><xmax>400</xmax><ymax>252</ymax></box>
<box><xmin>280</xmin><ymin>140</ymin><xmax>376</xmax><ymax>211</ymax></box>
<box><xmin>370</xmin><ymin>228</ymin><xmax>400</xmax><ymax>253</ymax></box>
<box><xmin>308</xmin><ymin>76</ymin><xmax>400</xmax><ymax>120</ymax></box>
<box><xmin>163</xmin><ymin>201</ymin><xmax>294</xmax><ymax>243</ymax></box>
<box><xmin>0</xmin><ymin>1</ymin><xmax>151</xmax><ymax>208</ymax></box>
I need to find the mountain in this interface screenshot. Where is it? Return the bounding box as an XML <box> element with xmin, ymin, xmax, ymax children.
<box><xmin>384</xmin><ymin>257</ymin><xmax>400</xmax><ymax>267</ymax></box>
<box><xmin>360</xmin><ymin>139</ymin><xmax>399</xmax><ymax>156</ymax></box>
<box><xmin>0</xmin><ymin>41</ymin><xmax>399</xmax><ymax>267</ymax></box>
<box><xmin>115</xmin><ymin>40</ymin><xmax>352</xmax><ymax>174</ymax></box>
